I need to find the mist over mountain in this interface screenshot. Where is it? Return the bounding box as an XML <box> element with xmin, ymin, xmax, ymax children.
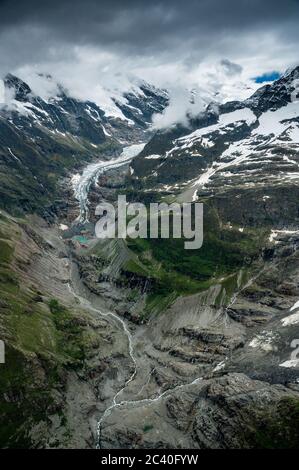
<box><xmin>1</xmin><ymin>1</ymin><xmax>298</xmax><ymax>131</ymax></box>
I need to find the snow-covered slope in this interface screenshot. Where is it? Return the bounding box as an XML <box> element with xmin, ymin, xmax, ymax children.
<box><xmin>0</xmin><ymin>73</ymin><xmax>168</xmax><ymax>142</ymax></box>
<box><xmin>0</xmin><ymin>73</ymin><xmax>168</xmax><ymax>214</ymax></box>
<box><xmin>130</xmin><ymin>66</ymin><xmax>299</xmax><ymax>211</ymax></box>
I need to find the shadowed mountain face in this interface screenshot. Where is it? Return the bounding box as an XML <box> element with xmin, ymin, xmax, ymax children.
<box><xmin>1</xmin><ymin>68</ymin><xmax>299</xmax><ymax>449</ymax></box>
<box><xmin>0</xmin><ymin>74</ymin><xmax>168</xmax><ymax>215</ymax></box>
<box><xmin>90</xmin><ymin>68</ymin><xmax>299</xmax><ymax>448</ymax></box>
<box><xmin>130</xmin><ymin>66</ymin><xmax>299</xmax><ymax>201</ymax></box>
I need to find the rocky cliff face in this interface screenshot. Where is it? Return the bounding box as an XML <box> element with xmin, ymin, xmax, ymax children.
<box><xmin>0</xmin><ymin>212</ymin><xmax>133</xmax><ymax>448</ymax></box>
<box><xmin>0</xmin><ymin>75</ymin><xmax>168</xmax><ymax>447</ymax></box>
<box><xmin>1</xmin><ymin>68</ymin><xmax>299</xmax><ymax>449</ymax></box>
<box><xmin>0</xmin><ymin>74</ymin><xmax>168</xmax><ymax>216</ymax></box>
<box><xmin>100</xmin><ymin>373</ymin><xmax>299</xmax><ymax>449</ymax></box>
<box><xmin>76</xmin><ymin>67</ymin><xmax>299</xmax><ymax>448</ymax></box>
<box><xmin>130</xmin><ymin>67</ymin><xmax>299</xmax><ymax>202</ymax></box>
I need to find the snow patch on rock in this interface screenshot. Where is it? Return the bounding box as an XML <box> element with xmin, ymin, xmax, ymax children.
<box><xmin>249</xmin><ymin>330</ymin><xmax>278</xmax><ymax>352</ymax></box>
<box><xmin>179</xmin><ymin>107</ymin><xmax>256</xmax><ymax>144</ymax></box>
<box><xmin>144</xmin><ymin>154</ymin><xmax>161</xmax><ymax>160</ymax></box>
<box><xmin>254</xmin><ymin>101</ymin><xmax>299</xmax><ymax>141</ymax></box>
<box><xmin>279</xmin><ymin>359</ymin><xmax>299</xmax><ymax>368</ymax></box>
<box><xmin>281</xmin><ymin>312</ymin><xmax>299</xmax><ymax>326</ymax></box>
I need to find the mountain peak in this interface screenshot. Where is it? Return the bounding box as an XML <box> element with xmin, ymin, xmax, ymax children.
<box><xmin>281</xmin><ymin>64</ymin><xmax>299</xmax><ymax>80</ymax></box>
<box><xmin>244</xmin><ymin>65</ymin><xmax>299</xmax><ymax>113</ymax></box>
<box><xmin>4</xmin><ymin>73</ymin><xmax>32</xmax><ymax>102</ymax></box>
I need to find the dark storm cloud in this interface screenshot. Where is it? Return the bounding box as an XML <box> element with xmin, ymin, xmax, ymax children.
<box><xmin>0</xmin><ymin>0</ymin><xmax>299</xmax><ymax>64</ymax></box>
<box><xmin>1</xmin><ymin>0</ymin><xmax>298</xmax><ymax>127</ymax></box>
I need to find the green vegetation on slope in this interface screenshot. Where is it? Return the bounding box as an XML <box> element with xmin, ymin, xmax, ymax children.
<box><xmin>248</xmin><ymin>398</ymin><xmax>299</xmax><ymax>449</ymax></box>
<box><xmin>121</xmin><ymin>203</ymin><xmax>268</xmax><ymax>315</ymax></box>
<box><xmin>0</xmin><ymin>137</ymin><xmax>121</xmax><ymax>216</ymax></box>
<box><xmin>0</xmin><ymin>216</ymin><xmax>94</xmax><ymax>447</ymax></box>
<box><xmin>85</xmin><ymin>200</ymin><xmax>268</xmax><ymax>318</ymax></box>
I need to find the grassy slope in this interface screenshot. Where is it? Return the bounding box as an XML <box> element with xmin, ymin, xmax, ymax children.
<box><xmin>247</xmin><ymin>398</ymin><xmax>299</xmax><ymax>449</ymax></box>
<box><xmin>0</xmin><ymin>214</ymin><xmax>95</xmax><ymax>447</ymax></box>
<box><xmin>0</xmin><ymin>130</ymin><xmax>120</xmax><ymax>216</ymax></box>
<box><xmin>88</xmin><ymin>200</ymin><xmax>268</xmax><ymax>319</ymax></box>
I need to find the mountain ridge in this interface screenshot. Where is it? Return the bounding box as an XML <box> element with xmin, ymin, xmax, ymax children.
<box><xmin>0</xmin><ymin>73</ymin><xmax>168</xmax><ymax>215</ymax></box>
<box><xmin>1</xmin><ymin>66</ymin><xmax>299</xmax><ymax>449</ymax></box>
<box><xmin>129</xmin><ymin>65</ymin><xmax>299</xmax><ymax>207</ymax></box>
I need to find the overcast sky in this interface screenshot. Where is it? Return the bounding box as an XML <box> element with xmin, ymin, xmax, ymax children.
<box><xmin>0</xmin><ymin>0</ymin><xmax>298</xmax><ymax>125</ymax></box>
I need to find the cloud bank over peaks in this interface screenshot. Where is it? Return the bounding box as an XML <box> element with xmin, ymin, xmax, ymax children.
<box><xmin>0</xmin><ymin>55</ymin><xmax>275</xmax><ymax>128</ymax></box>
<box><xmin>151</xmin><ymin>59</ymin><xmax>260</xmax><ymax>129</ymax></box>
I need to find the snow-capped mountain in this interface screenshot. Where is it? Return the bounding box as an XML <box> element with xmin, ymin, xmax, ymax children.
<box><xmin>1</xmin><ymin>66</ymin><xmax>299</xmax><ymax>450</ymax></box>
<box><xmin>0</xmin><ymin>73</ymin><xmax>168</xmax><ymax>141</ymax></box>
<box><xmin>0</xmin><ymin>73</ymin><xmax>168</xmax><ymax>214</ymax></box>
<box><xmin>130</xmin><ymin>66</ymin><xmax>299</xmax><ymax>227</ymax></box>
<box><xmin>95</xmin><ymin>66</ymin><xmax>299</xmax><ymax>448</ymax></box>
